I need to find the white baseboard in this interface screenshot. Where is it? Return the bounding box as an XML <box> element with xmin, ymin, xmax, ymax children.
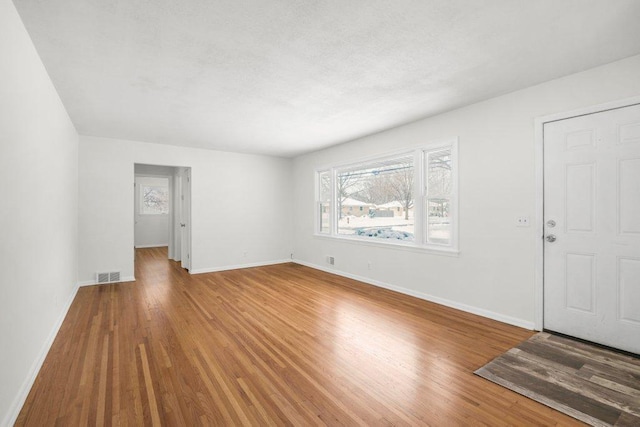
<box><xmin>2</xmin><ymin>282</ymin><xmax>80</xmax><ymax>427</ymax></box>
<box><xmin>77</xmin><ymin>276</ymin><xmax>136</xmax><ymax>287</ymax></box>
<box><xmin>190</xmin><ymin>259</ymin><xmax>291</xmax><ymax>275</ymax></box>
<box><xmin>134</xmin><ymin>244</ymin><xmax>168</xmax><ymax>249</ymax></box>
<box><xmin>293</xmin><ymin>259</ymin><xmax>535</xmax><ymax>330</ymax></box>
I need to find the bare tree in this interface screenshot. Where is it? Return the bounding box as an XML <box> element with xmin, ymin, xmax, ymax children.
<box><xmin>427</xmin><ymin>151</ymin><xmax>451</xmax><ymax>195</ymax></box>
<box><xmin>336</xmin><ymin>172</ymin><xmax>362</xmax><ymax>219</ymax></box>
<box><xmin>426</xmin><ymin>151</ymin><xmax>452</xmax><ymax>217</ymax></box>
<box><xmin>360</xmin><ymin>174</ymin><xmax>395</xmax><ymax>205</ymax></box>
<box><xmin>143</xmin><ymin>186</ymin><xmax>169</xmax><ymax>214</ymax></box>
<box><xmin>388</xmin><ymin>167</ymin><xmax>414</xmax><ymax>220</ymax></box>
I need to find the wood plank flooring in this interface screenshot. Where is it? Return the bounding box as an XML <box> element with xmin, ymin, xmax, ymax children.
<box><xmin>475</xmin><ymin>332</ymin><xmax>640</xmax><ymax>426</ymax></box>
<box><xmin>17</xmin><ymin>247</ymin><xmax>585</xmax><ymax>426</ymax></box>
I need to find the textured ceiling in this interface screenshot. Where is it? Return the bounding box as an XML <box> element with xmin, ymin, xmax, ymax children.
<box><xmin>13</xmin><ymin>0</ymin><xmax>640</xmax><ymax>157</ymax></box>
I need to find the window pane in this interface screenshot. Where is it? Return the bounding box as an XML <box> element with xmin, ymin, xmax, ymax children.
<box><xmin>141</xmin><ymin>185</ymin><xmax>169</xmax><ymax>214</ymax></box>
<box><xmin>337</xmin><ymin>156</ymin><xmax>414</xmax><ymax>242</ymax></box>
<box><xmin>427</xmin><ymin>149</ymin><xmax>452</xmax><ymax>197</ymax></box>
<box><xmin>319</xmin><ymin>203</ymin><xmax>330</xmax><ymax>233</ymax></box>
<box><xmin>320</xmin><ymin>171</ymin><xmax>331</xmax><ymax>202</ymax></box>
<box><xmin>318</xmin><ymin>171</ymin><xmax>331</xmax><ymax>233</ymax></box>
<box><xmin>427</xmin><ymin>199</ymin><xmax>451</xmax><ymax>245</ymax></box>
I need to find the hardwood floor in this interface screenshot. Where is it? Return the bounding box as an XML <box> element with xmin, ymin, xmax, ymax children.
<box><xmin>17</xmin><ymin>247</ymin><xmax>583</xmax><ymax>426</ymax></box>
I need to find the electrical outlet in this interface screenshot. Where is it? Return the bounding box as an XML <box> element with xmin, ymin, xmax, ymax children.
<box><xmin>516</xmin><ymin>216</ymin><xmax>530</xmax><ymax>227</ymax></box>
<box><xmin>326</xmin><ymin>256</ymin><xmax>335</xmax><ymax>265</ymax></box>
<box><xmin>243</xmin><ymin>251</ymin><xmax>248</xmax><ymax>257</ymax></box>
<box><xmin>367</xmin><ymin>261</ymin><xmax>372</xmax><ymax>270</ymax></box>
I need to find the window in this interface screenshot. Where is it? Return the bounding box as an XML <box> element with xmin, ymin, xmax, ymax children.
<box><xmin>139</xmin><ymin>177</ymin><xmax>169</xmax><ymax>215</ymax></box>
<box><xmin>315</xmin><ymin>141</ymin><xmax>457</xmax><ymax>252</ymax></box>
<box><xmin>426</xmin><ymin>148</ymin><xmax>453</xmax><ymax>245</ymax></box>
<box><xmin>317</xmin><ymin>170</ymin><xmax>331</xmax><ymax>234</ymax></box>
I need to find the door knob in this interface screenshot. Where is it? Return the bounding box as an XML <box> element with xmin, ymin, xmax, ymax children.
<box><xmin>546</xmin><ymin>234</ymin><xmax>556</xmax><ymax>242</ymax></box>
<box><xmin>180</xmin><ymin>223</ymin><xmax>186</xmax><ymax>227</ymax></box>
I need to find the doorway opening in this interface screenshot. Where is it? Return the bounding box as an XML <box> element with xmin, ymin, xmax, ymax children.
<box><xmin>134</xmin><ymin>164</ymin><xmax>191</xmax><ymax>271</ymax></box>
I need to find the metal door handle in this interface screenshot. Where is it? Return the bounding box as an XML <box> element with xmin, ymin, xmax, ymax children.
<box><xmin>180</xmin><ymin>223</ymin><xmax>186</xmax><ymax>227</ymax></box>
<box><xmin>546</xmin><ymin>234</ymin><xmax>556</xmax><ymax>242</ymax></box>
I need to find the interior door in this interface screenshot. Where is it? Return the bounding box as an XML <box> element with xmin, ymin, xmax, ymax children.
<box><xmin>180</xmin><ymin>168</ymin><xmax>191</xmax><ymax>271</ymax></box>
<box><xmin>544</xmin><ymin>103</ymin><xmax>640</xmax><ymax>354</ymax></box>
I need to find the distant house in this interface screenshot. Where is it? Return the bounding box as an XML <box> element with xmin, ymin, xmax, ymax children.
<box><xmin>376</xmin><ymin>200</ymin><xmax>403</xmax><ymax>217</ymax></box>
<box><xmin>377</xmin><ymin>200</ymin><xmax>413</xmax><ymax>218</ymax></box>
<box><xmin>339</xmin><ymin>197</ymin><xmax>375</xmax><ymax>217</ymax></box>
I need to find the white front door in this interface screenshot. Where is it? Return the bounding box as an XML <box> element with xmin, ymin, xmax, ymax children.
<box><xmin>544</xmin><ymin>103</ymin><xmax>640</xmax><ymax>354</ymax></box>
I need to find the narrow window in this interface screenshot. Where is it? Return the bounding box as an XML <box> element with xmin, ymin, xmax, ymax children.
<box><xmin>317</xmin><ymin>170</ymin><xmax>331</xmax><ymax>234</ymax></box>
<box><xmin>425</xmin><ymin>148</ymin><xmax>453</xmax><ymax>245</ymax></box>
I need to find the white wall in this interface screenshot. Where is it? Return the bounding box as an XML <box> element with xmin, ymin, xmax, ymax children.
<box><xmin>79</xmin><ymin>136</ymin><xmax>293</xmax><ymax>283</ymax></box>
<box><xmin>0</xmin><ymin>0</ymin><xmax>79</xmax><ymax>425</ymax></box>
<box><xmin>292</xmin><ymin>54</ymin><xmax>640</xmax><ymax>329</ymax></box>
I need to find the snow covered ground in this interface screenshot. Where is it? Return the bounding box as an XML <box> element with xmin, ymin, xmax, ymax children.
<box><xmin>338</xmin><ymin>216</ymin><xmax>414</xmax><ymax>241</ymax></box>
<box><xmin>337</xmin><ymin>215</ymin><xmax>450</xmax><ymax>243</ymax></box>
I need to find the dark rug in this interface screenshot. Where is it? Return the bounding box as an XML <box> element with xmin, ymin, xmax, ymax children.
<box><xmin>475</xmin><ymin>332</ymin><xmax>640</xmax><ymax>427</ymax></box>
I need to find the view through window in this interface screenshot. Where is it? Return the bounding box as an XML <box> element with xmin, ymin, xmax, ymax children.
<box><xmin>336</xmin><ymin>155</ymin><xmax>415</xmax><ymax>241</ymax></box>
<box><xmin>426</xmin><ymin>149</ymin><xmax>452</xmax><ymax>245</ymax></box>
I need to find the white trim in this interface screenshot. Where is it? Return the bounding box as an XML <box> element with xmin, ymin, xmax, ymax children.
<box><xmin>311</xmin><ymin>233</ymin><xmax>460</xmax><ymax>256</ymax></box>
<box><xmin>414</xmin><ymin>148</ymin><xmax>425</xmax><ymax>246</ymax></box>
<box><xmin>190</xmin><ymin>259</ymin><xmax>291</xmax><ymax>275</ymax></box>
<box><xmin>77</xmin><ymin>276</ymin><xmax>136</xmax><ymax>287</ymax></box>
<box><xmin>534</xmin><ymin>113</ymin><xmax>545</xmax><ymax>332</ymax></box>
<box><xmin>293</xmin><ymin>259</ymin><xmax>534</xmax><ymax>330</ymax></box>
<box><xmin>2</xmin><ymin>282</ymin><xmax>80</xmax><ymax>427</ymax></box>
<box><xmin>533</xmin><ymin>95</ymin><xmax>640</xmax><ymax>332</ymax></box>
<box><xmin>315</xmin><ymin>169</ymin><xmax>332</xmax><ymax>236</ymax></box>
<box><xmin>536</xmin><ymin>95</ymin><xmax>640</xmax><ymax>125</ymax></box>
<box><xmin>134</xmin><ymin>244</ymin><xmax>169</xmax><ymax>249</ymax></box>
<box><xmin>333</xmin><ymin>149</ymin><xmax>416</xmax><ymax>174</ymax></box>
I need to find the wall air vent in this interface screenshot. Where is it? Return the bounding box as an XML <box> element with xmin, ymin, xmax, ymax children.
<box><xmin>96</xmin><ymin>272</ymin><xmax>121</xmax><ymax>284</ymax></box>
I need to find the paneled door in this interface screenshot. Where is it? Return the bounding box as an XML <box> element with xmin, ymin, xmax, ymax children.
<box><xmin>544</xmin><ymin>103</ymin><xmax>640</xmax><ymax>354</ymax></box>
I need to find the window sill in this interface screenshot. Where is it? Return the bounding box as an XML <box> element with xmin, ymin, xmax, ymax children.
<box><xmin>312</xmin><ymin>233</ymin><xmax>460</xmax><ymax>257</ymax></box>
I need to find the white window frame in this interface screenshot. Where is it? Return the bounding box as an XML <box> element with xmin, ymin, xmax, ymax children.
<box><xmin>314</xmin><ymin>139</ymin><xmax>458</xmax><ymax>254</ymax></box>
